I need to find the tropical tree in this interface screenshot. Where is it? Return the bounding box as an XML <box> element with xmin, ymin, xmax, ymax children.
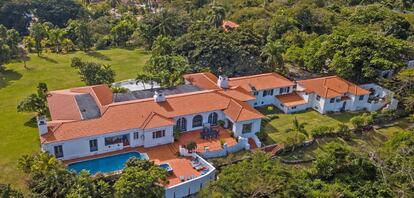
<box><xmin>114</xmin><ymin>161</ymin><xmax>168</xmax><ymax>198</ymax></box>
<box><xmin>71</xmin><ymin>57</ymin><xmax>115</xmax><ymax>85</ymax></box>
<box><xmin>207</xmin><ymin>5</ymin><xmax>226</xmax><ymax>28</ymax></box>
<box><xmin>111</xmin><ymin>20</ymin><xmax>136</xmax><ymax>47</ymax></box>
<box><xmin>285</xmin><ymin>117</ymin><xmax>308</xmax><ymax>150</ymax></box>
<box><xmin>48</xmin><ymin>28</ymin><xmax>66</xmax><ymax>53</ymax></box>
<box><xmin>261</xmin><ymin>40</ymin><xmax>286</xmax><ymax>75</ymax></box>
<box><xmin>29</xmin><ymin>22</ymin><xmax>47</xmax><ymax>56</ymax></box>
<box><xmin>17</xmin><ymin>83</ymin><xmax>49</xmax><ymax>115</ymax></box>
<box><xmin>0</xmin><ymin>183</ymin><xmax>24</xmax><ymax>198</ymax></box>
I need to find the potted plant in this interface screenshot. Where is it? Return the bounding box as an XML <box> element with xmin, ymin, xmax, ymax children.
<box><xmin>217</xmin><ymin>120</ymin><xmax>225</xmax><ymax>127</ymax></box>
<box><xmin>173</xmin><ymin>126</ymin><xmax>182</xmax><ymax>141</ymax></box>
<box><xmin>219</xmin><ymin>139</ymin><xmax>226</xmax><ymax>148</ymax></box>
<box><xmin>185</xmin><ymin>141</ymin><xmax>197</xmax><ymax>153</ymax></box>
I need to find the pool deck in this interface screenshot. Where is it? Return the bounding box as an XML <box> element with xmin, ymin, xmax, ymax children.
<box><xmin>63</xmin><ymin>128</ymin><xmax>236</xmax><ymax>187</ymax></box>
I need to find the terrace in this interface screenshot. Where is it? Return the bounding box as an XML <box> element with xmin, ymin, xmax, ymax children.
<box><xmin>64</xmin><ymin>127</ymin><xmax>237</xmax><ymax>187</ymax></box>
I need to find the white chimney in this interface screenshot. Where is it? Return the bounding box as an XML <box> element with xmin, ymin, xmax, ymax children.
<box><xmin>36</xmin><ymin>115</ymin><xmax>48</xmax><ymax>135</ymax></box>
<box><xmin>217</xmin><ymin>75</ymin><xmax>229</xmax><ymax>89</ymax></box>
<box><xmin>154</xmin><ymin>91</ymin><xmax>166</xmax><ymax>102</ymax></box>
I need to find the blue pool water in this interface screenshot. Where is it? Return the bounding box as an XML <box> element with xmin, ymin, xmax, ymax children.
<box><xmin>68</xmin><ymin>152</ymin><xmax>149</xmax><ymax>174</ymax></box>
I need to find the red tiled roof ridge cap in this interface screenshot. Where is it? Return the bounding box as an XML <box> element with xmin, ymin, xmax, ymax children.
<box><xmin>229</xmin><ymin>73</ymin><xmax>275</xmax><ymax>81</ymax></box>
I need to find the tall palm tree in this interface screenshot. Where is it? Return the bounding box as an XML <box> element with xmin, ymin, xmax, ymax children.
<box><xmin>261</xmin><ymin>40</ymin><xmax>286</xmax><ymax>74</ymax></box>
<box><xmin>155</xmin><ymin>10</ymin><xmax>174</xmax><ymax>36</ymax></box>
<box><xmin>207</xmin><ymin>5</ymin><xmax>226</xmax><ymax>28</ymax></box>
<box><xmin>286</xmin><ymin>117</ymin><xmax>308</xmax><ymax>151</ymax></box>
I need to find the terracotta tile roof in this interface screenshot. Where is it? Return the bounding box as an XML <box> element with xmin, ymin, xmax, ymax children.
<box><xmin>297</xmin><ymin>76</ymin><xmax>370</xmax><ymax>98</ymax></box>
<box><xmin>223</xmin><ymin>98</ymin><xmax>264</xmax><ymax>122</ymax></box>
<box><xmin>47</xmin><ymin>90</ymin><xmax>83</xmax><ymax>121</ymax></box>
<box><xmin>71</xmin><ymin>84</ymin><xmax>113</xmax><ymax>111</ymax></box>
<box><xmin>275</xmin><ymin>92</ymin><xmax>307</xmax><ymax>107</ymax></box>
<box><xmin>183</xmin><ymin>72</ymin><xmax>219</xmax><ymax>90</ymax></box>
<box><xmin>222</xmin><ymin>21</ymin><xmax>240</xmax><ymax>31</ymax></box>
<box><xmin>141</xmin><ymin>112</ymin><xmax>174</xmax><ymax>129</ymax></box>
<box><xmin>229</xmin><ymin>73</ymin><xmax>295</xmax><ymax>92</ymax></box>
<box><xmin>42</xmin><ymin>90</ymin><xmax>263</xmax><ymax>143</ymax></box>
<box><xmin>218</xmin><ymin>86</ymin><xmax>256</xmax><ymax>101</ymax></box>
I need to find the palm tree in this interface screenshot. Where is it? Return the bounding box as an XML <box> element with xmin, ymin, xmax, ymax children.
<box><xmin>286</xmin><ymin>117</ymin><xmax>308</xmax><ymax>151</ymax></box>
<box><xmin>155</xmin><ymin>10</ymin><xmax>174</xmax><ymax>36</ymax></box>
<box><xmin>48</xmin><ymin>28</ymin><xmax>65</xmax><ymax>53</ymax></box>
<box><xmin>261</xmin><ymin>40</ymin><xmax>286</xmax><ymax>75</ymax></box>
<box><xmin>207</xmin><ymin>5</ymin><xmax>226</xmax><ymax>28</ymax></box>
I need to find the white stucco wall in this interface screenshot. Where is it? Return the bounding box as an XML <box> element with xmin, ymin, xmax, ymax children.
<box><xmin>231</xmin><ymin>118</ymin><xmax>261</xmax><ymax>138</ymax></box>
<box><xmin>251</xmin><ymin>86</ymin><xmax>293</xmax><ymax>107</ymax></box>
<box><xmin>173</xmin><ymin>110</ymin><xmax>225</xmax><ymax>132</ymax></box>
<box><xmin>143</xmin><ymin>126</ymin><xmax>174</xmax><ymax>148</ymax></box>
<box><xmin>42</xmin><ymin>128</ymin><xmax>139</xmax><ymax>160</ymax></box>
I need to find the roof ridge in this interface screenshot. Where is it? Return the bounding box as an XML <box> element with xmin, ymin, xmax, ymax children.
<box><xmin>229</xmin><ymin>73</ymin><xmax>274</xmax><ymax>81</ymax></box>
<box><xmin>107</xmin><ymin>89</ymin><xmax>218</xmax><ymax>107</ymax></box>
<box><xmin>202</xmin><ymin>72</ymin><xmax>219</xmax><ymax>87</ymax></box>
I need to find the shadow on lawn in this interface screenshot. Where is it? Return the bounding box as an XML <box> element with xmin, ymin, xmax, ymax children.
<box><xmin>86</xmin><ymin>51</ymin><xmax>112</xmax><ymax>61</ymax></box>
<box><xmin>24</xmin><ymin>117</ymin><xmax>38</xmax><ymax>128</ymax></box>
<box><xmin>39</xmin><ymin>55</ymin><xmax>58</xmax><ymax>64</ymax></box>
<box><xmin>0</xmin><ymin>69</ymin><xmax>22</xmax><ymax>89</ymax></box>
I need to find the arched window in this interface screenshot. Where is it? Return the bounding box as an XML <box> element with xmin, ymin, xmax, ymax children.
<box><xmin>176</xmin><ymin>118</ymin><xmax>187</xmax><ymax>132</ymax></box>
<box><xmin>208</xmin><ymin>112</ymin><xmax>218</xmax><ymax>125</ymax></box>
<box><xmin>192</xmin><ymin>115</ymin><xmax>203</xmax><ymax>128</ymax></box>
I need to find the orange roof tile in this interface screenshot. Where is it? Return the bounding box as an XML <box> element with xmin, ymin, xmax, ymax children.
<box><xmin>71</xmin><ymin>84</ymin><xmax>113</xmax><ymax>110</ymax></box>
<box><xmin>229</xmin><ymin>73</ymin><xmax>295</xmax><ymax>92</ymax></box>
<box><xmin>42</xmin><ymin>90</ymin><xmax>263</xmax><ymax>143</ymax></box>
<box><xmin>47</xmin><ymin>91</ymin><xmax>83</xmax><ymax>121</ymax></box>
<box><xmin>297</xmin><ymin>76</ymin><xmax>370</xmax><ymax>98</ymax></box>
<box><xmin>141</xmin><ymin>112</ymin><xmax>174</xmax><ymax>129</ymax></box>
<box><xmin>222</xmin><ymin>21</ymin><xmax>240</xmax><ymax>31</ymax></box>
<box><xmin>183</xmin><ymin>72</ymin><xmax>219</xmax><ymax>90</ymax></box>
<box><xmin>223</xmin><ymin>98</ymin><xmax>264</xmax><ymax>122</ymax></box>
<box><xmin>218</xmin><ymin>86</ymin><xmax>256</xmax><ymax>101</ymax></box>
<box><xmin>276</xmin><ymin>92</ymin><xmax>307</xmax><ymax>107</ymax></box>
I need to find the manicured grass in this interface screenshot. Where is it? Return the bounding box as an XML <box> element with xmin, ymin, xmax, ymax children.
<box><xmin>0</xmin><ymin>48</ymin><xmax>149</xmax><ymax>191</ymax></box>
<box><xmin>259</xmin><ymin>106</ymin><xmax>363</xmax><ymax>144</ymax></box>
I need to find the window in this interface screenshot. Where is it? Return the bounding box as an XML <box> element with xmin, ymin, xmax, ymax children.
<box><xmin>359</xmin><ymin>95</ymin><xmax>365</xmax><ymax>101</ymax></box>
<box><xmin>253</xmin><ymin>91</ymin><xmax>258</xmax><ymax>96</ymax></box>
<box><xmin>263</xmin><ymin>89</ymin><xmax>274</xmax><ymax>97</ymax></box>
<box><xmin>104</xmin><ymin>135</ymin><xmax>123</xmax><ymax>146</ymax></box>
<box><xmin>280</xmin><ymin>103</ymin><xmax>284</xmax><ymax>107</ymax></box>
<box><xmin>176</xmin><ymin>118</ymin><xmax>187</xmax><ymax>131</ymax></box>
<box><xmin>292</xmin><ymin>106</ymin><xmax>297</xmax><ymax>109</ymax></box>
<box><xmin>133</xmin><ymin>132</ymin><xmax>139</xmax><ymax>140</ymax></box>
<box><xmin>54</xmin><ymin>145</ymin><xmax>63</xmax><ymax>158</ymax></box>
<box><xmin>242</xmin><ymin>123</ymin><xmax>253</xmax><ymax>134</ymax></box>
<box><xmin>89</xmin><ymin>139</ymin><xmax>98</xmax><ymax>152</ymax></box>
<box><xmin>208</xmin><ymin>112</ymin><xmax>218</xmax><ymax>125</ymax></box>
<box><xmin>192</xmin><ymin>115</ymin><xmax>203</xmax><ymax>128</ymax></box>
<box><xmin>316</xmin><ymin>95</ymin><xmax>321</xmax><ymax>101</ymax></box>
<box><xmin>330</xmin><ymin>98</ymin><xmax>335</xmax><ymax>103</ymax></box>
<box><xmin>280</xmin><ymin>87</ymin><xmax>290</xmax><ymax>94</ymax></box>
<box><xmin>152</xmin><ymin>130</ymin><xmax>165</xmax><ymax>139</ymax></box>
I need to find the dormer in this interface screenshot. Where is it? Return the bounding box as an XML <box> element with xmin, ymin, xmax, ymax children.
<box><xmin>37</xmin><ymin>115</ymin><xmax>48</xmax><ymax>135</ymax></box>
<box><xmin>154</xmin><ymin>91</ymin><xmax>166</xmax><ymax>102</ymax></box>
<box><xmin>217</xmin><ymin>75</ymin><xmax>229</xmax><ymax>89</ymax></box>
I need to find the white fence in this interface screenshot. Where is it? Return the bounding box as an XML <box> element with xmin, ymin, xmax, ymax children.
<box><xmin>165</xmin><ymin>153</ymin><xmax>216</xmax><ymax>198</ymax></box>
<box><xmin>200</xmin><ymin>137</ymin><xmax>250</xmax><ymax>159</ymax></box>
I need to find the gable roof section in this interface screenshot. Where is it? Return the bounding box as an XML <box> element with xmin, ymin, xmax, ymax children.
<box><xmin>276</xmin><ymin>92</ymin><xmax>307</xmax><ymax>107</ymax></box>
<box><xmin>47</xmin><ymin>90</ymin><xmax>83</xmax><ymax>121</ymax></box>
<box><xmin>223</xmin><ymin>98</ymin><xmax>264</xmax><ymax>122</ymax></box>
<box><xmin>228</xmin><ymin>73</ymin><xmax>295</xmax><ymax>92</ymax></box>
<box><xmin>297</xmin><ymin>76</ymin><xmax>370</xmax><ymax>98</ymax></box>
<box><xmin>183</xmin><ymin>72</ymin><xmax>219</xmax><ymax>90</ymax></box>
<box><xmin>218</xmin><ymin>86</ymin><xmax>256</xmax><ymax>101</ymax></box>
<box><xmin>141</xmin><ymin>112</ymin><xmax>174</xmax><ymax>129</ymax></box>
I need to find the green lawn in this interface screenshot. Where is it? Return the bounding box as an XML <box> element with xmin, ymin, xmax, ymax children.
<box><xmin>259</xmin><ymin>106</ymin><xmax>363</xmax><ymax>145</ymax></box>
<box><xmin>0</xmin><ymin>48</ymin><xmax>149</xmax><ymax>191</ymax></box>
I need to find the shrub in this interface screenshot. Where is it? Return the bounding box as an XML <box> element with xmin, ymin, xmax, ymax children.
<box><xmin>262</xmin><ymin>114</ymin><xmax>279</xmax><ymax>123</ymax></box>
<box><xmin>220</xmin><ymin>139</ymin><xmax>226</xmax><ymax>148</ymax></box>
<box><xmin>310</xmin><ymin>126</ymin><xmax>334</xmax><ymax>138</ymax></box>
<box><xmin>256</xmin><ymin>130</ymin><xmax>269</xmax><ymax>142</ymax></box>
<box><xmin>217</xmin><ymin>120</ymin><xmax>225</xmax><ymax>127</ymax></box>
<box><xmin>185</xmin><ymin>141</ymin><xmax>197</xmax><ymax>151</ymax></box>
<box><xmin>173</xmin><ymin>126</ymin><xmax>182</xmax><ymax>141</ymax></box>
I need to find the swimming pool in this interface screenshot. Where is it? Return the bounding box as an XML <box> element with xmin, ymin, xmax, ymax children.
<box><xmin>68</xmin><ymin>152</ymin><xmax>149</xmax><ymax>174</ymax></box>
